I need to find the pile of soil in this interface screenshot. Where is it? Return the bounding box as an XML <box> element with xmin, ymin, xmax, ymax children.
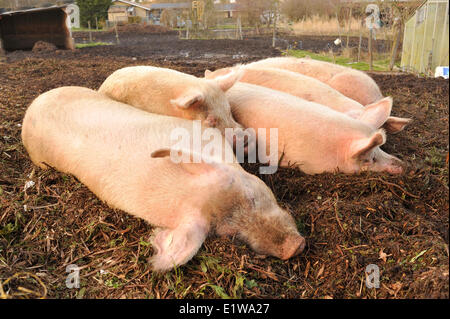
<box><xmin>31</xmin><ymin>41</ymin><xmax>58</xmax><ymax>53</ymax></box>
<box><xmin>114</xmin><ymin>23</ymin><xmax>174</xmax><ymax>34</ymax></box>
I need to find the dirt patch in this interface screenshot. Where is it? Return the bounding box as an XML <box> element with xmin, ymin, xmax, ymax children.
<box><xmin>6</xmin><ymin>34</ymin><xmax>281</xmax><ymax>66</ymax></box>
<box><xmin>5</xmin><ymin>33</ymin><xmax>389</xmax><ymax>63</ymax></box>
<box><xmin>0</xmin><ymin>49</ymin><xmax>448</xmax><ymax>299</ymax></box>
<box><xmin>115</xmin><ymin>23</ymin><xmax>173</xmax><ymax>34</ymax></box>
<box><xmin>279</xmin><ymin>35</ymin><xmax>392</xmax><ymax>54</ymax></box>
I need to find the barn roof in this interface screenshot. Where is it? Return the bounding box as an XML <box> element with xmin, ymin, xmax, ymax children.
<box><xmin>112</xmin><ymin>0</ymin><xmax>152</xmax><ymax>11</ymax></box>
<box><xmin>0</xmin><ymin>4</ymin><xmax>69</xmax><ymax>16</ymax></box>
<box><xmin>149</xmin><ymin>3</ymin><xmax>191</xmax><ymax>10</ymax></box>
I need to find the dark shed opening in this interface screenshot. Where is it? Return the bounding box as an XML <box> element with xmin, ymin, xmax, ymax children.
<box><xmin>0</xmin><ymin>6</ymin><xmax>74</xmax><ymax>51</ymax></box>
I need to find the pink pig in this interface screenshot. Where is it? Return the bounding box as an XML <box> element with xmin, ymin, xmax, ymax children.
<box><xmin>205</xmin><ymin>66</ymin><xmax>411</xmax><ymax>134</ymax></box>
<box><xmin>98</xmin><ymin>65</ymin><xmax>243</xmax><ymax>136</ymax></box>
<box><xmin>226</xmin><ymin>83</ymin><xmax>404</xmax><ymax>175</ymax></box>
<box><xmin>21</xmin><ymin>86</ymin><xmax>305</xmax><ymax>271</ymax></box>
<box><xmin>246</xmin><ymin>57</ymin><xmax>384</xmax><ymax>106</ymax></box>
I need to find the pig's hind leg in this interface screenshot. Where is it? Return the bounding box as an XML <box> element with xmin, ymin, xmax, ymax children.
<box><xmin>150</xmin><ymin>213</ymin><xmax>210</xmax><ymax>271</ymax></box>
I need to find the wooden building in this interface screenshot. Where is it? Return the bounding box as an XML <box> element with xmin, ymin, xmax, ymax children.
<box><xmin>0</xmin><ymin>5</ymin><xmax>74</xmax><ymax>51</ymax></box>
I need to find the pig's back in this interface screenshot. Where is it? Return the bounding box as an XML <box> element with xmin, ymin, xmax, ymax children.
<box><xmin>22</xmin><ymin>86</ymin><xmax>234</xmax><ymax>224</ymax></box>
<box><xmin>228</xmin><ymin>83</ymin><xmax>355</xmax><ymax>127</ymax></box>
<box><xmin>248</xmin><ymin>57</ymin><xmax>344</xmax><ymax>83</ymax></box>
<box><xmin>22</xmin><ymin>87</ymin><xmax>192</xmax><ymax>167</ymax></box>
<box><xmin>241</xmin><ymin>67</ymin><xmax>363</xmax><ymax>113</ymax></box>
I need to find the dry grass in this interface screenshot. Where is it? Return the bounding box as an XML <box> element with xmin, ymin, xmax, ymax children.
<box><xmin>286</xmin><ymin>15</ymin><xmax>394</xmax><ymax>41</ymax></box>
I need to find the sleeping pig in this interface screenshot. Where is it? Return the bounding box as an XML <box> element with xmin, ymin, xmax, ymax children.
<box><xmin>205</xmin><ymin>66</ymin><xmax>411</xmax><ymax>134</ymax></box>
<box><xmin>21</xmin><ymin>86</ymin><xmax>305</xmax><ymax>271</ymax></box>
<box><xmin>246</xmin><ymin>56</ymin><xmax>384</xmax><ymax>106</ymax></box>
<box><xmin>225</xmin><ymin>83</ymin><xmax>404</xmax><ymax>175</ymax></box>
<box><xmin>98</xmin><ymin>65</ymin><xmax>247</xmax><ymax>147</ymax></box>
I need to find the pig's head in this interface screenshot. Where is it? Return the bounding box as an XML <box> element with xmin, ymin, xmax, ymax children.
<box><xmin>170</xmin><ymin>68</ymin><xmax>246</xmax><ymax>148</ymax></box>
<box><xmin>149</xmin><ymin>148</ymin><xmax>304</xmax><ymax>271</ymax></box>
<box><xmin>325</xmin><ymin>98</ymin><xmax>403</xmax><ymax>174</ymax></box>
<box><xmin>213</xmin><ymin>170</ymin><xmax>306</xmax><ymax>260</ymax></box>
<box><xmin>339</xmin><ymin>127</ymin><xmax>404</xmax><ymax>174</ymax></box>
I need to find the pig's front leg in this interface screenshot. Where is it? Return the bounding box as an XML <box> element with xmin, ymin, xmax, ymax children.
<box><xmin>150</xmin><ymin>214</ymin><xmax>210</xmax><ymax>271</ymax></box>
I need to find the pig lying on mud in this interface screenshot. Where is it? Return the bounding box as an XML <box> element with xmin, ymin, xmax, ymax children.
<box><xmin>21</xmin><ymin>87</ymin><xmax>305</xmax><ymax>271</ymax></box>
<box><xmin>205</xmin><ymin>66</ymin><xmax>411</xmax><ymax>134</ymax></box>
<box><xmin>246</xmin><ymin>57</ymin><xmax>384</xmax><ymax>105</ymax></box>
<box><xmin>98</xmin><ymin>66</ymin><xmax>244</xmax><ymax>138</ymax></box>
<box><xmin>226</xmin><ymin>83</ymin><xmax>404</xmax><ymax>175</ymax></box>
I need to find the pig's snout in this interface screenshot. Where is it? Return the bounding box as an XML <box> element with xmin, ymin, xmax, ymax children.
<box><xmin>280</xmin><ymin>234</ymin><xmax>306</xmax><ymax>260</ymax></box>
<box><xmin>390</xmin><ymin>157</ymin><xmax>404</xmax><ymax>174</ymax></box>
<box><xmin>204</xmin><ymin>114</ymin><xmax>218</xmax><ymax>128</ymax></box>
<box><xmin>384</xmin><ymin>156</ymin><xmax>404</xmax><ymax>175</ymax></box>
<box><xmin>388</xmin><ymin>164</ymin><xmax>403</xmax><ymax>174</ymax></box>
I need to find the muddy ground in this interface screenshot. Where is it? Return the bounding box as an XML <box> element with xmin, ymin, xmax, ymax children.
<box><xmin>5</xmin><ymin>27</ymin><xmax>390</xmax><ymax>63</ymax></box>
<box><xmin>0</xmin><ymin>33</ymin><xmax>448</xmax><ymax>299</ymax></box>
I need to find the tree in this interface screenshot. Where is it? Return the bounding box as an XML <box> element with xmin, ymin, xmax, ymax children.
<box><xmin>236</xmin><ymin>0</ymin><xmax>275</xmax><ymax>33</ymax></box>
<box><xmin>281</xmin><ymin>0</ymin><xmax>339</xmax><ymax>21</ymax></box>
<box><xmin>77</xmin><ymin>0</ymin><xmax>111</xmax><ymax>28</ymax></box>
<box><xmin>202</xmin><ymin>0</ymin><xmax>216</xmax><ymax>29</ymax></box>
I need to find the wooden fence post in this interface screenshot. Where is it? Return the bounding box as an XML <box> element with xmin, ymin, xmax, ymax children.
<box><xmin>88</xmin><ymin>20</ymin><xmax>92</xmax><ymax>42</ymax></box>
<box><xmin>236</xmin><ymin>16</ymin><xmax>243</xmax><ymax>40</ymax></box>
<box><xmin>272</xmin><ymin>1</ymin><xmax>278</xmax><ymax>48</ymax></box>
<box><xmin>114</xmin><ymin>21</ymin><xmax>120</xmax><ymax>44</ymax></box>
<box><xmin>369</xmin><ymin>28</ymin><xmax>373</xmax><ymax>71</ymax></box>
<box><xmin>389</xmin><ymin>20</ymin><xmax>402</xmax><ymax>70</ymax></box>
<box><xmin>346</xmin><ymin>5</ymin><xmax>353</xmax><ymax>48</ymax></box>
<box><xmin>357</xmin><ymin>22</ymin><xmax>363</xmax><ymax>62</ymax></box>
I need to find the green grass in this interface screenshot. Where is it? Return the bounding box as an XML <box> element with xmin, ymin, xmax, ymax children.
<box><xmin>285</xmin><ymin>49</ymin><xmax>398</xmax><ymax>72</ymax></box>
<box><xmin>75</xmin><ymin>42</ymin><xmax>112</xmax><ymax>49</ymax></box>
<box><xmin>72</xmin><ymin>27</ymin><xmax>104</xmax><ymax>32</ymax></box>
<box><xmin>214</xmin><ymin>24</ymin><xmax>252</xmax><ymax>30</ymax></box>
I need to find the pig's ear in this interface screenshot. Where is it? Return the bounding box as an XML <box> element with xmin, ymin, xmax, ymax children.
<box><xmin>204</xmin><ymin>67</ymin><xmax>231</xmax><ymax>79</ymax></box>
<box><xmin>170</xmin><ymin>90</ymin><xmax>204</xmax><ymax>109</ymax></box>
<box><xmin>151</xmin><ymin>148</ymin><xmax>221</xmax><ymax>175</ymax></box>
<box><xmin>204</xmin><ymin>69</ymin><xmax>212</xmax><ymax>77</ymax></box>
<box><xmin>151</xmin><ymin>148</ymin><xmax>172</xmax><ymax>158</ymax></box>
<box><xmin>359</xmin><ymin>97</ymin><xmax>393</xmax><ymax>128</ymax></box>
<box><xmin>350</xmin><ymin>129</ymin><xmax>386</xmax><ymax>159</ymax></box>
<box><xmin>383</xmin><ymin>116</ymin><xmax>412</xmax><ymax>134</ymax></box>
<box><xmin>214</xmin><ymin>68</ymin><xmax>242</xmax><ymax>92</ymax></box>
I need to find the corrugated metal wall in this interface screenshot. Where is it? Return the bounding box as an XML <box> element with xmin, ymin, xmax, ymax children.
<box><xmin>401</xmin><ymin>0</ymin><xmax>449</xmax><ymax>75</ymax></box>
